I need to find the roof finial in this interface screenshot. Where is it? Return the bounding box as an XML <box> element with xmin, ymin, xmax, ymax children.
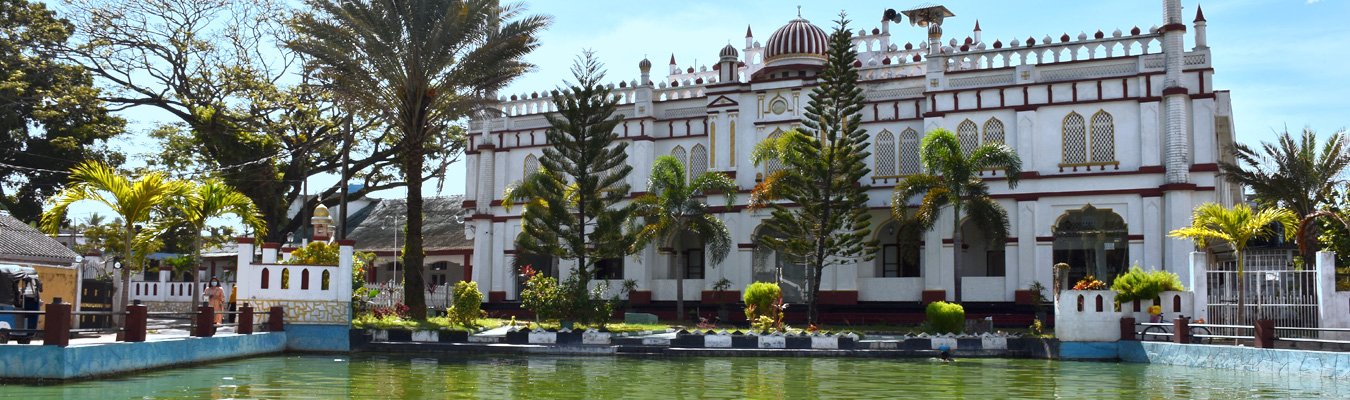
<box><xmin>797</xmin><ymin>5</ymin><xmax>802</xmax><ymax>18</ymax></box>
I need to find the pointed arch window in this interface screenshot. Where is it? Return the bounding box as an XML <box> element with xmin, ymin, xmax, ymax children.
<box><xmin>523</xmin><ymin>154</ymin><xmax>539</xmax><ymax>177</ymax></box>
<box><xmin>1089</xmin><ymin>111</ymin><xmax>1116</xmax><ymax>163</ymax></box>
<box><xmin>874</xmin><ymin>130</ymin><xmax>897</xmax><ymax>177</ymax></box>
<box><xmin>689</xmin><ymin>144</ymin><xmax>708</xmax><ymax>180</ymax></box>
<box><xmin>671</xmin><ymin>145</ymin><xmax>687</xmax><ymax>169</ymax></box>
<box><xmin>764</xmin><ymin>129</ymin><xmax>785</xmax><ymax>176</ymax></box>
<box><xmin>1062</xmin><ymin>112</ymin><xmax>1088</xmax><ymax>164</ymax></box>
<box><xmin>982</xmin><ymin>118</ymin><xmax>1005</xmax><ymax>145</ymax></box>
<box><xmin>899</xmin><ymin>128</ymin><xmax>921</xmax><ymax>175</ymax></box>
<box><xmin>957</xmin><ymin>120</ymin><xmax>979</xmax><ymax>154</ymax></box>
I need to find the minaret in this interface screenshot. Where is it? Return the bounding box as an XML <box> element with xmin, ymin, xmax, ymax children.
<box><xmin>635</xmin><ymin>58</ymin><xmax>654</xmax><ymax>118</ymax></box>
<box><xmin>1192</xmin><ymin>6</ymin><xmax>1207</xmax><ymax>50</ymax></box>
<box><xmin>744</xmin><ymin>25</ymin><xmax>754</xmax><ymax>51</ymax></box>
<box><xmin>1161</xmin><ymin>0</ymin><xmax>1190</xmax><ymax>184</ymax></box>
<box><xmin>311</xmin><ymin>204</ymin><xmax>333</xmax><ymax>242</ymax></box>
<box><xmin>668</xmin><ymin>54</ymin><xmax>679</xmax><ymax>76</ymax></box>
<box><xmin>973</xmin><ymin>20</ymin><xmax>982</xmax><ymax>44</ymax></box>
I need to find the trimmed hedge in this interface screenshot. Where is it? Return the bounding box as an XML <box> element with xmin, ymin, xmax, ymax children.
<box><xmin>926</xmin><ymin>301</ymin><xmax>965</xmax><ymax>334</ymax></box>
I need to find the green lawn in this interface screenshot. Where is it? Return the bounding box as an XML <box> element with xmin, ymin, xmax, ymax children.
<box><xmin>352</xmin><ymin>314</ymin><xmax>511</xmax><ymax>331</ymax></box>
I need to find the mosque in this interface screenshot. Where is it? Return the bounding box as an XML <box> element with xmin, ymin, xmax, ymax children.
<box><xmin>463</xmin><ymin>0</ymin><xmax>1236</xmax><ymax>317</ymax></box>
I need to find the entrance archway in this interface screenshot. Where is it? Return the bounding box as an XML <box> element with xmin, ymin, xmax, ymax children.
<box><xmin>1052</xmin><ymin>205</ymin><xmax>1128</xmax><ymax>284</ymax></box>
<box><xmin>751</xmin><ymin>225</ymin><xmax>805</xmax><ymax>302</ymax></box>
<box><xmin>959</xmin><ymin>219</ymin><xmax>1005</xmax><ymax>277</ymax></box>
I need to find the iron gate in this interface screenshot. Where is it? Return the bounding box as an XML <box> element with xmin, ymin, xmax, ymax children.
<box><xmin>1206</xmin><ymin>250</ymin><xmax>1319</xmax><ymax>338</ymax></box>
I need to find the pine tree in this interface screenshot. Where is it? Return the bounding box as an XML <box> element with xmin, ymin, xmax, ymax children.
<box><xmin>505</xmin><ymin>51</ymin><xmax>634</xmax><ymax>284</ymax></box>
<box><xmin>750</xmin><ymin>13</ymin><xmax>876</xmax><ymax>325</ymax></box>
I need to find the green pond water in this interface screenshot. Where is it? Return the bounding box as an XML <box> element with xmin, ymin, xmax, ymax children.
<box><xmin>7</xmin><ymin>353</ymin><xmax>1348</xmax><ymax>399</ymax></box>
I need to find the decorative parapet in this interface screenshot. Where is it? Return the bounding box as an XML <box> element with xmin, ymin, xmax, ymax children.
<box><xmin>234</xmin><ymin>238</ymin><xmax>354</xmax><ymax>325</ymax></box>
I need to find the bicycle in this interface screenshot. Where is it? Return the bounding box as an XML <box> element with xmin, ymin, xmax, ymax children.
<box><xmin>1139</xmin><ymin>319</ymin><xmax>1212</xmax><ymax>344</ymax></box>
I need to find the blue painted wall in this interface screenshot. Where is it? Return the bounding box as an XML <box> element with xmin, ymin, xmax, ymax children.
<box><xmin>0</xmin><ymin>333</ymin><xmax>285</xmax><ymax>380</ymax></box>
<box><xmin>1121</xmin><ymin>341</ymin><xmax>1350</xmax><ymax>379</ymax></box>
<box><xmin>1058</xmin><ymin>341</ymin><xmax>1121</xmax><ymax>360</ymax></box>
<box><xmin>284</xmin><ymin>324</ymin><xmax>350</xmax><ymax>352</ymax></box>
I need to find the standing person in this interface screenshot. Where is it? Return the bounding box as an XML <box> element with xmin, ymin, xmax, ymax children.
<box><xmin>206</xmin><ymin>278</ymin><xmax>226</xmax><ymax>325</ymax></box>
<box><xmin>226</xmin><ymin>284</ymin><xmax>238</xmax><ymax>323</ymax></box>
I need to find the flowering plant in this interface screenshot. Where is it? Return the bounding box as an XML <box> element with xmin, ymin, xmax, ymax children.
<box><xmin>1072</xmin><ymin>275</ymin><xmax>1107</xmax><ymax>291</ymax></box>
<box><xmin>1147</xmin><ymin>305</ymin><xmax>1162</xmax><ymax>316</ymax></box>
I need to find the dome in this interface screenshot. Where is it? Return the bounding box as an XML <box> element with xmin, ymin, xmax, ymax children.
<box><xmin>719</xmin><ymin>44</ymin><xmax>739</xmax><ymax>59</ymax></box>
<box><xmin>638</xmin><ymin>58</ymin><xmax>652</xmax><ymax>72</ymax></box>
<box><xmin>313</xmin><ymin>203</ymin><xmax>330</xmax><ymax>218</ymax></box>
<box><xmin>764</xmin><ymin>18</ymin><xmax>828</xmax><ymax>64</ymax></box>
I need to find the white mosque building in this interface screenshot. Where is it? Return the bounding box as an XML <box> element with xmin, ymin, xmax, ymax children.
<box><xmin>463</xmin><ymin>0</ymin><xmax>1237</xmax><ymax>314</ymax></box>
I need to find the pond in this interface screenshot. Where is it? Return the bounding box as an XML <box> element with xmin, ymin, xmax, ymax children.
<box><xmin>7</xmin><ymin>353</ymin><xmax>1347</xmax><ymax>399</ymax></box>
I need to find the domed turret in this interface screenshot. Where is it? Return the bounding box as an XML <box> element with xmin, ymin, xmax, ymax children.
<box><xmin>638</xmin><ymin>57</ymin><xmax>652</xmax><ymax>73</ymax></box>
<box><xmin>764</xmin><ymin>17</ymin><xmax>829</xmax><ymax>66</ymax></box>
<box><xmin>719</xmin><ymin>44</ymin><xmax>739</xmax><ymax>60</ymax></box>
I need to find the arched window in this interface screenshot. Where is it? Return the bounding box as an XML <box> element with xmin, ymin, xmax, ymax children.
<box><xmin>261</xmin><ymin>268</ymin><xmax>270</xmax><ymax>289</ymax></box>
<box><xmin>281</xmin><ymin>268</ymin><xmax>290</xmax><ymax>290</ymax></box>
<box><xmin>523</xmin><ymin>154</ymin><xmax>539</xmax><ymax>177</ymax></box>
<box><xmin>899</xmin><ymin>128</ymin><xmax>921</xmax><ymax>175</ymax></box>
<box><xmin>982</xmin><ymin>118</ymin><xmax>1005</xmax><ymax>145</ymax></box>
<box><xmin>321</xmin><ymin>270</ymin><xmax>331</xmax><ymax>290</ymax></box>
<box><xmin>876</xmin><ymin>219</ymin><xmax>921</xmax><ymax>277</ymax></box>
<box><xmin>1089</xmin><ymin>111</ymin><xmax>1115</xmax><ymax>162</ymax></box>
<box><xmin>671</xmin><ymin>145</ymin><xmax>687</xmax><ymax>168</ymax></box>
<box><xmin>301</xmin><ymin>268</ymin><xmax>311</xmax><ymax>290</ymax></box>
<box><xmin>1052</xmin><ymin>205</ymin><xmax>1128</xmax><ymax>285</ymax></box>
<box><xmin>874</xmin><ymin>130</ymin><xmax>897</xmax><ymax>176</ymax></box>
<box><xmin>764</xmin><ymin>129</ymin><xmax>785</xmax><ymax>176</ymax></box>
<box><xmin>689</xmin><ymin>144</ymin><xmax>708</xmax><ymax>180</ymax></box>
<box><xmin>957</xmin><ymin>119</ymin><xmax>979</xmax><ymax>154</ymax></box>
<box><xmin>1062</xmin><ymin>112</ymin><xmax>1088</xmax><ymax>164</ymax></box>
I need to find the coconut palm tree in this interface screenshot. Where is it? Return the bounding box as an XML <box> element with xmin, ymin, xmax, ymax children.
<box><xmin>1219</xmin><ymin>128</ymin><xmax>1350</xmax><ymax>262</ymax></box>
<box><xmin>289</xmin><ymin>0</ymin><xmax>549</xmax><ymax>319</ymax></box>
<box><xmin>41</xmin><ymin>161</ymin><xmax>186</xmax><ymax>328</ymax></box>
<box><xmin>628</xmin><ymin>156</ymin><xmax>736</xmax><ymax>321</ymax></box>
<box><xmin>166</xmin><ymin>179</ymin><xmax>267</xmax><ymax>306</ymax></box>
<box><xmin>891</xmin><ymin>128</ymin><xmax>1022</xmax><ymax>302</ymax></box>
<box><xmin>1169</xmin><ymin>203</ymin><xmax>1296</xmax><ymax>323</ymax></box>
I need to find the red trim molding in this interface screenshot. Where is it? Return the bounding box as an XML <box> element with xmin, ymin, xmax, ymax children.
<box><xmin>1162</xmin><ymin>87</ymin><xmax>1189</xmax><ymax>96</ymax></box>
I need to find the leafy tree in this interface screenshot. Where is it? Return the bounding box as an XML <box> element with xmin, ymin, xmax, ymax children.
<box><xmin>291</xmin><ymin>0</ymin><xmax>548</xmax><ymax>319</ymax></box>
<box><xmin>0</xmin><ymin>0</ymin><xmax>124</xmax><ymax>221</ymax></box>
<box><xmin>504</xmin><ymin>52</ymin><xmax>633</xmax><ymax>289</ymax></box>
<box><xmin>1169</xmin><ymin>203</ymin><xmax>1296</xmax><ymax>322</ymax></box>
<box><xmin>629</xmin><ymin>155</ymin><xmax>736</xmax><ymax>321</ymax></box>
<box><xmin>59</xmin><ymin>0</ymin><xmax>404</xmax><ymax>242</ymax></box>
<box><xmin>1219</xmin><ymin>128</ymin><xmax>1350</xmax><ymax>262</ymax></box>
<box><xmin>891</xmin><ymin>128</ymin><xmax>1022</xmax><ymax>302</ymax></box>
<box><xmin>164</xmin><ymin>179</ymin><xmax>266</xmax><ymax>306</ymax></box>
<box><xmin>78</xmin><ymin>216</ymin><xmax>163</xmax><ymax>280</ymax></box>
<box><xmin>748</xmin><ymin>14</ymin><xmax>876</xmax><ymax>325</ymax></box>
<box><xmin>40</xmin><ymin>161</ymin><xmax>186</xmax><ymax>328</ymax></box>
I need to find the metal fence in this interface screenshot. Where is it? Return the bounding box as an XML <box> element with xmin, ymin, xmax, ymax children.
<box><xmin>1207</xmin><ymin>250</ymin><xmax>1319</xmax><ymax>338</ymax></box>
<box><xmin>365</xmin><ymin>282</ymin><xmax>456</xmax><ymax>310</ymax></box>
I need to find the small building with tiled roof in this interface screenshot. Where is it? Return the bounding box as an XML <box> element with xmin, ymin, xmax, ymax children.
<box><xmin>346</xmin><ymin>196</ymin><xmax>472</xmax><ymax>287</ymax></box>
<box><xmin>0</xmin><ymin>212</ymin><xmax>80</xmax><ymax>314</ymax></box>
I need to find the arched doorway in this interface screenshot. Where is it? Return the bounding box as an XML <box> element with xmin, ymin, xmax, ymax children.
<box><xmin>959</xmin><ymin>219</ymin><xmax>1006</xmax><ymax>277</ymax></box>
<box><xmin>751</xmin><ymin>225</ymin><xmax>805</xmax><ymax>302</ymax></box>
<box><xmin>667</xmin><ymin>230</ymin><xmax>706</xmax><ymax>280</ymax></box>
<box><xmin>876</xmin><ymin>219</ymin><xmax>921</xmax><ymax>277</ymax></box>
<box><xmin>1052</xmin><ymin>205</ymin><xmax>1128</xmax><ymax>284</ymax></box>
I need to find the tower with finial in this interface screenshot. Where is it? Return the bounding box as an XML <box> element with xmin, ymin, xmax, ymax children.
<box><xmin>973</xmin><ymin>20</ymin><xmax>982</xmax><ymax>44</ymax></box>
<box><xmin>311</xmin><ymin>203</ymin><xmax>334</xmax><ymax>242</ymax></box>
<box><xmin>718</xmin><ymin>43</ymin><xmax>739</xmax><ymax>84</ymax></box>
<box><xmin>1193</xmin><ymin>6</ymin><xmax>1207</xmax><ymax>49</ymax></box>
<box><xmin>668</xmin><ymin>54</ymin><xmax>679</xmax><ymax>75</ymax></box>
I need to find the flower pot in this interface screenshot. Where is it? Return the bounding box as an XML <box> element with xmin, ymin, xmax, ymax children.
<box><xmin>628</xmin><ymin>291</ymin><xmax>652</xmax><ymax>305</ymax></box>
<box><xmin>701</xmin><ymin>290</ymin><xmax>740</xmax><ymax>305</ymax></box>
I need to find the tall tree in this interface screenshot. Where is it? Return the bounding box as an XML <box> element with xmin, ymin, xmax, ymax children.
<box><xmin>165</xmin><ymin>179</ymin><xmax>266</xmax><ymax>306</ymax></box>
<box><xmin>0</xmin><ymin>0</ymin><xmax>124</xmax><ymax>221</ymax></box>
<box><xmin>40</xmin><ymin>161</ymin><xmax>186</xmax><ymax>328</ymax></box>
<box><xmin>629</xmin><ymin>156</ymin><xmax>736</xmax><ymax>321</ymax></box>
<box><xmin>1219</xmin><ymin>128</ymin><xmax>1350</xmax><ymax>263</ymax></box>
<box><xmin>748</xmin><ymin>14</ymin><xmax>876</xmax><ymax>325</ymax></box>
<box><xmin>59</xmin><ymin>0</ymin><xmax>404</xmax><ymax>242</ymax></box>
<box><xmin>891</xmin><ymin>128</ymin><xmax>1022</xmax><ymax>302</ymax></box>
<box><xmin>291</xmin><ymin>0</ymin><xmax>548</xmax><ymax>319</ymax></box>
<box><xmin>1169</xmin><ymin>203</ymin><xmax>1296</xmax><ymax>322</ymax></box>
<box><xmin>504</xmin><ymin>52</ymin><xmax>633</xmax><ymax>288</ymax></box>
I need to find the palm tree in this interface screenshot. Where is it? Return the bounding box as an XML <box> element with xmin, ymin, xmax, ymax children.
<box><xmin>1169</xmin><ymin>203</ymin><xmax>1296</xmax><ymax>323</ymax></box>
<box><xmin>628</xmin><ymin>156</ymin><xmax>736</xmax><ymax>321</ymax></box>
<box><xmin>166</xmin><ymin>179</ymin><xmax>267</xmax><ymax>306</ymax></box>
<box><xmin>41</xmin><ymin>161</ymin><xmax>186</xmax><ymax>328</ymax></box>
<box><xmin>1219</xmin><ymin>128</ymin><xmax>1350</xmax><ymax>262</ymax></box>
<box><xmin>289</xmin><ymin>0</ymin><xmax>549</xmax><ymax>319</ymax></box>
<box><xmin>891</xmin><ymin>128</ymin><xmax>1022</xmax><ymax>302</ymax></box>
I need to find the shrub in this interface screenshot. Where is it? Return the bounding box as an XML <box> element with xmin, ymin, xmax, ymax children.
<box><xmin>1072</xmin><ymin>275</ymin><xmax>1107</xmax><ymax>291</ymax></box>
<box><xmin>742</xmin><ymin>282</ymin><xmax>781</xmax><ymax>321</ymax></box>
<box><xmin>1111</xmin><ymin>266</ymin><xmax>1184</xmax><ymax>303</ymax></box>
<box><xmin>925</xmin><ymin>301</ymin><xmax>965</xmax><ymax>334</ymax></box>
<box><xmin>517</xmin><ymin>265</ymin><xmax>616</xmax><ymax>326</ymax></box>
<box><xmin>284</xmin><ymin>241</ymin><xmax>339</xmax><ymax>265</ymax></box>
<box><xmin>449</xmin><ymin>281</ymin><xmax>485</xmax><ymax>328</ymax></box>
<box><xmin>519</xmin><ymin>267</ymin><xmax>561</xmax><ymax>321</ymax></box>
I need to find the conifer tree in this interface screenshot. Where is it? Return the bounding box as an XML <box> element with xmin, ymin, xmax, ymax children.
<box><xmin>505</xmin><ymin>52</ymin><xmax>634</xmax><ymax>284</ymax></box>
<box><xmin>750</xmin><ymin>13</ymin><xmax>876</xmax><ymax>325</ymax></box>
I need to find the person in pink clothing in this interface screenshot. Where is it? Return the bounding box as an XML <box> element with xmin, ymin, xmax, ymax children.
<box><xmin>206</xmin><ymin>278</ymin><xmax>226</xmax><ymax>325</ymax></box>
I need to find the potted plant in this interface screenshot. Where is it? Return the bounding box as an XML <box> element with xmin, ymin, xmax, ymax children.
<box><xmin>703</xmin><ymin>278</ymin><xmax>736</xmax><ymax>322</ymax></box>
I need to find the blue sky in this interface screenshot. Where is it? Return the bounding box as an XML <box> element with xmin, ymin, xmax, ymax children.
<box><xmin>62</xmin><ymin>0</ymin><xmax>1350</xmax><ymax>223</ymax></box>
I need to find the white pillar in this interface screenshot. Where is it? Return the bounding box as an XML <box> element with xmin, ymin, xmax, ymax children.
<box><xmin>261</xmin><ymin>243</ymin><xmax>279</xmax><ymax>264</ymax></box>
<box><xmin>338</xmin><ymin>240</ymin><xmax>355</xmax><ymax>302</ymax></box>
<box><xmin>236</xmin><ymin>239</ymin><xmax>257</xmax><ymax>301</ymax></box>
<box><xmin>1188</xmin><ymin>251</ymin><xmax>1208</xmax><ymax>320</ymax></box>
<box><xmin>1315</xmin><ymin>251</ymin><xmax>1350</xmax><ymax>340</ymax></box>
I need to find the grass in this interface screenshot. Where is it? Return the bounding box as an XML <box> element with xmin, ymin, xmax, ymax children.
<box><xmin>352</xmin><ymin>314</ymin><xmax>511</xmax><ymax>331</ymax></box>
<box><xmin>529</xmin><ymin>321</ymin><xmax>674</xmax><ymax>334</ymax></box>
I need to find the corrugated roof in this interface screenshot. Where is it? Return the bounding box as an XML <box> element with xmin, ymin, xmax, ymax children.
<box><xmin>0</xmin><ymin>213</ymin><xmax>79</xmax><ymax>266</ymax></box>
<box><xmin>346</xmin><ymin>196</ymin><xmax>470</xmax><ymax>251</ymax></box>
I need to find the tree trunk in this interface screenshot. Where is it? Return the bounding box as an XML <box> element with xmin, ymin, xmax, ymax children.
<box><xmin>117</xmin><ymin>224</ymin><xmax>132</xmax><ymax>329</ymax></box>
<box><xmin>1236</xmin><ymin>249</ymin><xmax>1246</xmax><ymax>324</ymax></box>
<box><xmin>675</xmin><ymin>245</ymin><xmax>684</xmax><ymax>323</ymax></box>
<box><xmin>953</xmin><ymin>205</ymin><xmax>964</xmax><ymax>303</ymax></box>
<box><xmin>809</xmin><ymin>265</ymin><xmax>824</xmax><ymax>326</ymax></box>
<box><xmin>402</xmin><ymin>149</ymin><xmax>428</xmax><ymax>320</ymax></box>
<box><xmin>191</xmin><ymin>232</ymin><xmax>203</xmax><ymax>308</ymax></box>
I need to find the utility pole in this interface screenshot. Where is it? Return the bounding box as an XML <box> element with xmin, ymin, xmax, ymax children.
<box><xmin>339</xmin><ymin>115</ymin><xmax>353</xmax><ymax>240</ymax></box>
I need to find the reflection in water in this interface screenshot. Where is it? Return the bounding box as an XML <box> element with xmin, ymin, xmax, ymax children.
<box><xmin>5</xmin><ymin>353</ymin><xmax>1348</xmax><ymax>399</ymax></box>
